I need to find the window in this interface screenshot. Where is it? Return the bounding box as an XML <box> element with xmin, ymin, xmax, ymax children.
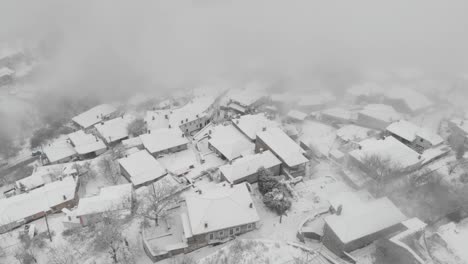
<box><xmin>209</xmin><ymin>233</ymin><xmax>214</xmax><ymax>240</ymax></box>
<box><xmin>229</xmin><ymin>228</ymin><xmax>234</xmax><ymax>235</ymax></box>
<box><xmin>235</xmin><ymin>227</ymin><xmax>241</xmax><ymax>233</ymax></box>
<box><xmin>218</xmin><ymin>230</ymin><xmax>224</xmax><ymax>237</ymax></box>
<box><xmin>247</xmin><ymin>223</ymin><xmax>253</xmax><ymax>230</ymax></box>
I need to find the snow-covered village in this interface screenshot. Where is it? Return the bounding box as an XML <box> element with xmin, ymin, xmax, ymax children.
<box><xmin>2</xmin><ymin>1</ymin><xmax>468</xmax><ymax>264</ymax></box>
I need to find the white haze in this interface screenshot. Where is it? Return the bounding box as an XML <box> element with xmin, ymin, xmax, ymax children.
<box><xmin>1</xmin><ymin>0</ymin><xmax>468</xmax><ymax>98</ymax></box>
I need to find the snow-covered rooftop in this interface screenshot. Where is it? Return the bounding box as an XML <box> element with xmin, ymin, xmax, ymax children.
<box><xmin>140</xmin><ymin>128</ymin><xmax>189</xmax><ymax>154</ymax></box>
<box><xmin>287</xmin><ymin>110</ymin><xmax>308</xmax><ymax>121</ymax></box>
<box><xmin>16</xmin><ymin>162</ymin><xmax>80</xmax><ymax>190</ymax></box>
<box><xmin>208</xmin><ymin>124</ymin><xmax>255</xmax><ymax>161</ymax></box>
<box><xmin>122</xmin><ymin>137</ymin><xmax>143</xmax><ymax>149</ymax></box>
<box><xmin>72</xmin><ymin>104</ymin><xmax>117</xmax><ymax>129</ymax></box>
<box><xmin>219</xmin><ymin>151</ymin><xmax>281</xmax><ymax>184</ymax></box>
<box><xmin>257</xmin><ymin>127</ymin><xmax>308</xmax><ymax>167</ymax></box>
<box><xmin>324</xmin><ymin>197</ymin><xmax>406</xmax><ymax>243</ymax></box>
<box><xmin>0</xmin><ymin>177</ymin><xmax>78</xmax><ymax>228</ymax></box>
<box><xmin>350</xmin><ymin>136</ymin><xmax>422</xmax><ymax>168</ymax></box>
<box><xmin>42</xmin><ymin>139</ymin><xmax>77</xmax><ymax>163</ymax></box>
<box><xmin>185</xmin><ymin>183</ymin><xmax>259</xmax><ymax>236</ymax></box>
<box><xmin>358</xmin><ymin>104</ymin><xmax>402</xmax><ymax>123</ymax></box>
<box><xmin>73</xmin><ymin>184</ymin><xmax>132</xmax><ymax>217</ymax></box>
<box><xmin>386</xmin><ymin>120</ymin><xmax>443</xmax><ymax>146</ymax></box>
<box><xmin>68</xmin><ymin>130</ymin><xmax>106</xmax><ymax>155</ymax></box>
<box><xmin>384</xmin><ymin>87</ymin><xmax>433</xmax><ymax>112</ymax></box>
<box><xmin>145</xmin><ymin>96</ymin><xmax>215</xmax><ymax>132</ymax></box>
<box><xmin>95</xmin><ymin>115</ymin><xmax>135</xmax><ymax>144</ymax></box>
<box><xmin>336</xmin><ymin>125</ymin><xmax>374</xmax><ymax>142</ymax></box>
<box><xmin>232</xmin><ymin>113</ymin><xmax>278</xmax><ymax>141</ymax></box>
<box><xmin>0</xmin><ymin>67</ymin><xmax>14</xmax><ymax>77</ymax></box>
<box><xmin>157</xmin><ymin>149</ymin><xmax>197</xmax><ymax>176</ymax></box>
<box><xmin>117</xmin><ymin>150</ymin><xmax>167</xmax><ymax>187</ymax></box>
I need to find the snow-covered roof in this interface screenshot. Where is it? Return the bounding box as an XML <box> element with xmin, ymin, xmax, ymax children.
<box><xmin>256</xmin><ymin>127</ymin><xmax>308</xmax><ymax>167</ymax></box>
<box><xmin>321</xmin><ymin>108</ymin><xmax>355</xmax><ymax>122</ymax></box>
<box><xmin>16</xmin><ymin>162</ymin><xmax>79</xmax><ymax>190</ymax></box>
<box><xmin>449</xmin><ymin>118</ymin><xmax>468</xmax><ymax>134</ymax></box>
<box><xmin>157</xmin><ymin>149</ymin><xmax>197</xmax><ymax>176</ymax></box>
<box><xmin>43</xmin><ymin>139</ymin><xmax>77</xmax><ymax>163</ymax></box>
<box><xmin>73</xmin><ymin>184</ymin><xmax>132</xmax><ymax>216</ymax></box>
<box><xmin>287</xmin><ymin>110</ymin><xmax>308</xmax><ymax>121</ymax></box>
<box><xmin>324</xmin><ymin>197</ymin><xmax>406</xmax><ymax>243</ymax></box>
<box><xmin>208</xmin><ymin>124</ymin><xmax>255</xmax><ymax>161</ymax></box>
<box><xmin>0</xmin><ymin>177</ymin><xmax>78</xmax><ymax>227</ymax></box>
<box><xmin>68</xmin><ymin>130</ymin><xmax>106</xmax><ymax>155</ymax></box>
<box><xmin>72</xmin><ymin>104</ymin><xmax>117</xmax><ymax>129</ymax></box>
<box><xmin>219</xmin><ymin>151</ymin><xmax>281</xmax><ymax>184</ymax></box>
<box><xmin>336</xmin><ymin>125</ymin><xmax>374</xmax><ymax>142</ymax></box>
<box><xmin>0</xmin><ymin>67</ymin><xmax>14</xmax><ymax>77</ymax></box>
<box><xmin>232</xmin><ymin>113</ymin><xmax>279</xmax><ymax>141</ymax></box>
<box><xmin>347</xmin><ymin>82</ymin><xmax>383</xmax><ymax>97</ymax></box>
<box><xmin>95</xmin><ymin>115</ymin><xmax>135</xmax><ymax>144</ymax></box>
<box><xmin>386</xmin><ymin>120</ymin><xmax>443</xmax><ymax>146</ymax></box>
<box><xmin>140</xmin><ymin>128</ymin><xmax>189</xmax><ymax>154</ymax></box>
<box><xmin>145</xmin><ymin>96</ymin><xmax>215</xmax><ymax>132</ymax></box>
<box><xmin>350</xmin><ymin>136</ymin><xmax>422</xmax><ymax>168</ymax></box>
<box><xmin>185</xmin><ymin>183</ymin><xmax>259</xmax><ymax>236</ymax></box>
<box><xmin>384</xmin><ymin>87</ymin><xmax>433</xmax><ymax>112</ymax></box>
<box><xmin>117</xmin><ymin>150</ymin><xmax>167</xmax><ymax>187</ymax></box>
<box><xmin>270</xmin><ymin>93</ymin><xmax>297</xmax><ymax>104</ymax></box>
<box><xmin>358</xmin><ymin>104</ymin><xmax>402</xmax><ymax>123</ymax></box>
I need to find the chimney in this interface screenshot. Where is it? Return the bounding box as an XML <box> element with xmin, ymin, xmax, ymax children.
<box><xmin>418</xmin><ymin>155</ymin><xmax>422</xmax><ymax>160</ymax></box>
<box><xmin>101</xmin><ymin>122</ymin><xmax>104</xmax><ymax>125</ymax></box>
<box><xmin>196</xmin><ymin>114</ymin><xmax>199</xmax><ymax>118</ymax></box>
<box><xmin>249</xmin><ymin>203</ymin><xmax>253</xmax><ymax>208</ymax></box>
<box><xmin>169</xmin><ymin>125</ymin><xmax>172</xmax><ymax>128</ymax></box>
<box><xmin>186</xmin><ymin>118</ymin><xmax>188</xmax><ymax>122</ymax></box>
<box><xmin>148</xmin><ymin>130</ymin><xmax>151</xmax><ymax>134</ymax></box>
<box><xmin>181</xmin><ymin>120</ymin><xmax>183</xmax><ymax>124</ymax></box>
<box><xmin>63</xmin><ymin>195</ymin><xmax>67</xmax><ymax>201</ymax></box>
<box><xmin>96</xmin><ymin>115</ymin><xmax>99</xmax><ymax>119</ymax></box>
<box><xmin>152</xmin><ymin>116</ymin><xmax>155</xmax><ymax>121</ymax></box>
<box><xmin>165</xmin><ymin>114</ymin><xmax>168</xmax><ymax>119</ymax></box>
<box><xmin>262</xmin><ymin>127</ymin><xmax>266</xmax><ymax>131</ymax></box>
<box><xmin>337</xmin><ymin>205</ymin><xmax>343</xmax><ymax>215</ymax></box>
<box><xmin>182</xmin><ymin>134</ymin><xmax>185</xmax><ymax>137</ymax></box>
<box><xmin>204</xmin><ymin>223</ymin><xmax>208</xmax><ymax>228</ymax></box>
<box><xmin>358</xmin><ymin>146</ymin><xmax>362</xmax><ymax>150</ymax></box>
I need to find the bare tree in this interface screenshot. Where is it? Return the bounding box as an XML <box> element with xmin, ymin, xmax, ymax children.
<box><xmin>93</xmin><ymin>217</ymin><xmax>134</xmax><ymax>264</ymax></box>
<box><xmin>14</xmin><ymin>248</ymin><xmax>37</xmax><ymax>264</ymax></box>
<box><xmin>136</xmin><ymin>184</ymin><xmax>180</xmax><ymax>227</ymax></box>
<box><xmin>98</xmin><ymin>156</ymin><xmax>121</xmax><ymax>184</ymax></box>
<box><xmin>47</xmin><ymin>245</ymin><xmax>78</xmax><ymax>264</ymax></box>
<box><xmin>360</xmin><ymin>154</ymin><xmax>404</xmax><ymax>184</ymax></box>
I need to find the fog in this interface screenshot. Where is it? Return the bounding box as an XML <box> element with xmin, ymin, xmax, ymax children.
<box><xmin>1</xmin><ymin>0</ymin><xmax>468</xmax><ymax>98</ymax></box>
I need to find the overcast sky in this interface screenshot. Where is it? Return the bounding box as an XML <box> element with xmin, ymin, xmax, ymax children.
<box><xmin>1</xmin><ymin>0</ymin><xmax>468</xmax><ymax>96</ymax></box>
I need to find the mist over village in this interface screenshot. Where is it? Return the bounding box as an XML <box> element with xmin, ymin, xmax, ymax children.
<box><xmin>1</xmin><ymin>1</ymin><xmax>468</xmax><ymax>264</ymax></box>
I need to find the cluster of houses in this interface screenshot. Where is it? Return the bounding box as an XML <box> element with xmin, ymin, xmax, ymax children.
<box><xmin>2</xmin><ymin>81</ymin><xmax>467</xmax><ymax>264</ymax></box>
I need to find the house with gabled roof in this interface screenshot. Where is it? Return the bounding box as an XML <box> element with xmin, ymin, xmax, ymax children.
<box><xmin>256</xmin><ymin>126</ymin><xmax>308</xmax><ymax>176</ymax></box>
<box><xmin>95</xmin><ymin>114</ymin><xmax>135</xmax><ymax>145</ymax></box>
<box><xmin>0</xmin><ymin>177</ymin><xmax>79</xmax><ymax>234</ymax></box>
<box><xmin>42</xmin><ymin>139</ymin><xmax>77</xmax><ymax>165</ymax></box>
<box><xmin>386</xmin><ymin>120</ymin><xmax>444</xmax><ymax>153</ymax></box>
<box><xmin>72</xmin><ymin>104</ymin><xmax>117</xmax><ymax>129</ymax></box>
<box><xmin>140</xmin><ymin>128</ymin><xmax>189</xmax><ymax>158</ymax></box>
<box><xmin>66</xmin><ymin>183</ymin><xmax>133</xmax><ymax>226</ymax></box>
<box><xmin>356</xmin><ymin>104</ymin><xmax>402</xmax><ymax>130</ymax></box>
<box><xmin>232</xmin><ymin>113</ymin><xmax>278</xmax><ymax>142</ymax></box>
<box><xmin>117</xmin><ymin>150</ymin><xmax>167</xmax><ymax>188</ymax></box>
<box><xmin>68</xmin><ymin>130</ymin><xmax>107</xmax><ymax>159</ymax></box>
<box><xmin>322</xmin><ymin>196</ymin><xmax>407</xmax><ymax>256</ymax></box>
<box><xmin>207</xmin><ymin>124</ymin><xmax>255</xmax><ymax>161</ymax></box>
<box><xmin>181</xmin><ymin>182</ymin><xmax>260</xmax><ymax>249</ymax></box>
<box><xmin>219</xmin><ymin>151</ymin><xmax>281</xmax><ymax>184</ymax></box>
